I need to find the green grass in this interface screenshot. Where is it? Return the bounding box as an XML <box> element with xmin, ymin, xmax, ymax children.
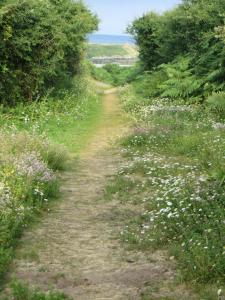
<box><xmin>105</xmin><ymin>84</ymin><xmax>225</xmax><ymax>298</ymax></box>
<box><xmin>3</xmin><ymin>281</ymin><xmax>70</xmax><ymax>300</ymax></box>
<box><xmin>0</xmin><ymin>76</ymin><xmax>103</xmax><ymax>291</ymax></box>
<box><xmin>42</xmin><ymin>91</ymin><xmax>102</xmax><ymax>154</ymax></box>
<box><xmin>86</xmin><ymin>44</ymin><xmax>128</xmax><ymax>58</ymax></box>
<box><xmin>1</xmin><ymin>77</ymin><xmax>102</xmax><ymax>155</ymax></box>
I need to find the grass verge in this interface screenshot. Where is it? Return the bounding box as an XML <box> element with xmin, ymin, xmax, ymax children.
<box><xmin>0</xmin><ymin>76</ymin><xmax>102</xmax><ymax>290</ymax></box>
<box><xmin>2</xmin><ymin>280</ymin><xmax>70</xmax><ymax>300</ymax></box>
<box><xmin>86</xmin><ymin>44</ymin><xmax>128</xmax><ymax>58</ymax></box>
<box><xmin>105</xmin><ymin>85</ymin><xmax>225</xmax><ymax>299</ymax></box>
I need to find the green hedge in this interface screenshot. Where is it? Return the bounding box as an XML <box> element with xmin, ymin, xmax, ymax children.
<box><xmin>0</xmin><ymin>0</ymin><xmax>98</xmax><ymax>105</ymax></box>
<box><xmin>128</xmin><ymin>0</ymin><xmax>225</xmax><ymax>98</ymax></box>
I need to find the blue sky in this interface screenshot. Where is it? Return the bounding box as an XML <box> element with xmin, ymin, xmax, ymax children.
<box><xmin>85</xmin><ymin>0</ymin><xmax>182</xmax><ymax>35</ymax></box>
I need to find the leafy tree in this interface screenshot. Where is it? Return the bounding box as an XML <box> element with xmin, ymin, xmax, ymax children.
<box><xmin>128</xmin><ymin>0</ymin><xmax>225</xmax><ymax>99</ymax></box>
<box><xmin>127</xmin><ymin>13</ymin><xmax>162</xmax><ymax>70</ymax></box>
<box><xmin>0</xmin><ymin>0</ymin><xmax>98</xmax><ymax>105</ymax></box>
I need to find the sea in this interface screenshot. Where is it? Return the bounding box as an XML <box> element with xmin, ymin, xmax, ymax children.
<box><xmin>88</xmin><ymin>34</ymin><xmax>135</xmax><ymax>45</ymax></box>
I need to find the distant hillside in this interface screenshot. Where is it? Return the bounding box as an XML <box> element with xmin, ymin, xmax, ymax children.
<box><xmin>87</xmin><ymin>44</ymin><xmax>138</xmax><ymax>59</ymax></box>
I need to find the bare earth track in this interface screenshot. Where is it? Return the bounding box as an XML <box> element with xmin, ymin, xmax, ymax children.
<box><xmin>2</xmin><ymin>88</ymin><xmax>193</xmax><ymax>299</ymax></box>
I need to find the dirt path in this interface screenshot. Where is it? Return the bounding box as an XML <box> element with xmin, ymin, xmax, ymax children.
<box><xmin>2</xmin><ymin>89</ymin><xmax>184</xmax><ymax>299</ymax></box>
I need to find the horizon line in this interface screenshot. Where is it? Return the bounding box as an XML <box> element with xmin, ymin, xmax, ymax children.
<box><xmin>89</xmin><ymin>33</ymin><xmax>132</xmax><ymax>36</ymax></box>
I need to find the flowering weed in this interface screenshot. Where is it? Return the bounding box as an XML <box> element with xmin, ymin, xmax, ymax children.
<box><xmin>0</xmin><ymin>77</ymin><xmax>101</xmax><ymax>285</ymax></box>
<box><xmin>106</xmin><ymin>85</ymin><xmax>225</xmax><ymax>293</ymax></box>
<box><xmin>0</xmin><ymin>133</ymin><xmax>60</xmax><ymax>282</ymax></box>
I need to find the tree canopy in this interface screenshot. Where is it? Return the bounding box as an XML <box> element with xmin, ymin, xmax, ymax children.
<box><xmin>128</xmin><ymin>0</ymin><xmax>225</xmax><ymax>98</ymax></box>
<box><xmin>0</xmin><ymin>0</ymin><xmax>98</xmax><ymax>105</ymax></box>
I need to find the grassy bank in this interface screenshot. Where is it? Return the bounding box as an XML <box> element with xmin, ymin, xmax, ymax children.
<box><xmin>105</xmin><ymin>84</ymin><xmax>225</xmax><ymax>299</ymax></box>
<box><xmin>2</xmin><ymin>281</ymin><xmax>71</xmax><ymax>300</ymax></box>
<box><xmin>0</xmin><ymin>76</ymin><xmax>102</xmax><ymax>289</ymax></box>
<box><xmin>1</xmin><ymin>77</ymin><xmax>102</xmax><ymax>153</ymax></box>
<box><xmin>87</xmin><ymin>44</ymin><xmax>128</xmax><ymax>58</ymax></box>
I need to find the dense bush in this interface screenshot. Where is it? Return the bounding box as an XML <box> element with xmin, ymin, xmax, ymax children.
<box><xmin>130</xmin><ymin>58</ymin><xmax>202</xmax><ymax>104</ymax></box>
<box><xmin>0</xmin><ymin>0</ymin><xmax>98</xmax><ymax>105</ymax></box>
<box><xmin>89</xmin><ymin>63</ymin><xmax>141</xmax><ymax>86</ymax></box>
<box><xmin>128</xmin><ymin>0</ymin><xmax>225</xmax><ymax>99</ymax></box>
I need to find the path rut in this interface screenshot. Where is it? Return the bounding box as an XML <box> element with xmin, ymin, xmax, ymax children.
<box><xmin>2</xmin><ymin>89</ymin><xmax>180</xmax><ymax>299</ymax></box>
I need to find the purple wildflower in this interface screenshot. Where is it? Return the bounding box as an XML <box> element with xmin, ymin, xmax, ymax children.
<box><xmin>14</xmin><ymin>152</ymin><xmax>55</xmax><ymax>182</ymax></box>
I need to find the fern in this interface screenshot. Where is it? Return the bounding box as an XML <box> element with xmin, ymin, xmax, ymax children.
<box><xmin>159</xmin><ymin>58</ymin><xmax>201</xmax><ymax>100</ymax></box>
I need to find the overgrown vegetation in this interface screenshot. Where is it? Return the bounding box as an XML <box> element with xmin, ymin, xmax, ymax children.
<box><xmin>89</xmin><ymin>63</ymin><xmax>141</xmax><ymax>86</ymax></box>
<box><xmin>0</xmin><ymin>75</ymin><xmax>101</xmax><ymax>286</ymax></box>
<box><xmin>128</xmin><ymin>0</ymin><xmax>225</xmax><ymax>100</ymax></box>
<box><xmin>1</xmin><ymin>0</ymin><xmax>225</xmax><ymax>297</ymax></box>
<box><xmin>3</xmin><ymin>280</ymin><xmax>70</xmax><ymax>300</ymax></box>
<box><xmin>105</xmin><ymin>0</ymin><xmax>225</xmax><ymax>297</ymax></box>
<box><xmin>0</xmin><ymin>0</ymin><xmax>100</xmax><ymax>289</ymax></box>
<box><xmin>106</xmin><ymin>84</ymin><xmax>225</xmax><ymax>297</ymax></box>
<box><xmin>0</xmin><ymin>131</ymin><xmax>62</xmax><ymax>283</ymax></box>
<box><xmin>0</xmin><ymin>0</ymin><xmax>98</xmax><ymax>105</ymax></box>
<box><xmin>1</xmin><ymin>76</ymin><xmax>102</xmax><ymax>152</ymax></box>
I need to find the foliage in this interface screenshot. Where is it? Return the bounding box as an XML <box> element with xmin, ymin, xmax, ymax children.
<box><xmin>128</xmin><ymin>0</ymin><xmax>225</xmax><ymax>99</ymax></box>
<box><xmin>89</xmin><ymin>63</ymin><xmax>142</xmax><ymax>86</ymax></box>
<box><xmin>130</xmin><ymin>57</ymin><xmax>201</xmax><ymax>103</ymax></box>
<box><xmin>0</xmin><ymin>131</ymin><xmax>61</xmax><ymax>283</ymax></box>
<box><xmin>158</xmin><ymin>58</ymin><xmax>202</xmax><ymax>101</ymax></box>
<box><xmin>3</xmin><ymin>280</ymin><xmax>70</xmax><ymax>300</ymax></box>
<box><xmin>88</xmin><ymin>63</ymin><xmax>114</xmax><ymax>85</ymax></box>
<box><xmin>0</xmin><ymin>0</ymin><xmax>98</xmax><ymax>105</ymax></box>
<box><xmin>106</xmin><ymin>84</ymin><xmax>225</xmax><ymax>289</ymax></box>
<box><xmin>132</xmin><ymin>69</ymin><xmax>167</xmax><ymax>99</ymax></box>
<box><xmin>0</xmin><ymin>76</ymin><xmax>101</xmax><ymax>152</ymax></box>
<box><xmin>0</xmin><ymin>77</ymin><xmax>101</xmax><ymax>285</ymax></box>
<box><xmin>128</xmin><ymin>12</ymin><xmax>162</xmax><ymax>70</ymax></box>
<box><xmin>206</xmin><ymin>92</ymin><xmax>225</xmax><ymax>119</ymax></box>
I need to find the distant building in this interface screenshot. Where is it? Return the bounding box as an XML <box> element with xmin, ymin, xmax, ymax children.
<box><xmin>90</xmin><ymin>56</ymin><xmax>138</xmax><ymax>67</ymax></box>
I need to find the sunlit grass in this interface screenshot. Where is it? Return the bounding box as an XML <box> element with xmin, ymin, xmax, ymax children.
<box><xmin>0</xmin><ymin>77</ymin><xmax>103</xmax><ymax>287</ymax></box>
<box><xmin>105</xmin><ymin>84</ymin><xmax>225</xmax><ymax>298</ymax></box>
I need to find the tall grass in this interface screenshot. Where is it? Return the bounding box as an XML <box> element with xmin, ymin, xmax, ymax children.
<box><xmin>105</xmin><ymin>84</ymin><xmax>225</xmax><ymax>297</ymax></box>
<box><xmin>3</xmin><ymin>281</ymin><xmax>70</xmax><ymax>300</ymax></box>
<box><xmin>0</xmin><ymin>76</ymin><xmax>101</xmax><ymax>152</ymax></box>
<box><xmin>0</xmin><ymin>131</ymin><xmax>62</xmax><ymax>283</ymax></box>
<box><xmin>0</xmin><ymin>76</ymin><xmax>102</xmax><ymax>286</ymax></box>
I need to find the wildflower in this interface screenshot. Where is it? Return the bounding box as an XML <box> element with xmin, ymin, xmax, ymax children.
<box><xmin>0</xmin><ymin>183</ymin><xmax>12</xmax><ymax>208</ymax></box>
<box><xmin>14</xmin><ymin>151</ymin><xmax>55</xmax><ymax>182</ymax></box>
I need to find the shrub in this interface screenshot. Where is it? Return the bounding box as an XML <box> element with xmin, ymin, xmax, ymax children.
<box><xmin>89</xmin><ymin>63</ymin><xmax>141</xmax><ymax>86</ymax></box>
<box><xmin>0</xmin><ymin>0</ymin><xmax>98</xmax><ymax>105</ymax></box>
<box><xmin>128</xmin><ymin>0</ymin><xmax>225</xmax><ymax>98</ymax></box>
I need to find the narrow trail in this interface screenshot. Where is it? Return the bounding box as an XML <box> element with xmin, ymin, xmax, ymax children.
<box><xmin>2</xmin><ymin>89</ymin><xmax>180</xmax><ymax>299</ymax></box>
